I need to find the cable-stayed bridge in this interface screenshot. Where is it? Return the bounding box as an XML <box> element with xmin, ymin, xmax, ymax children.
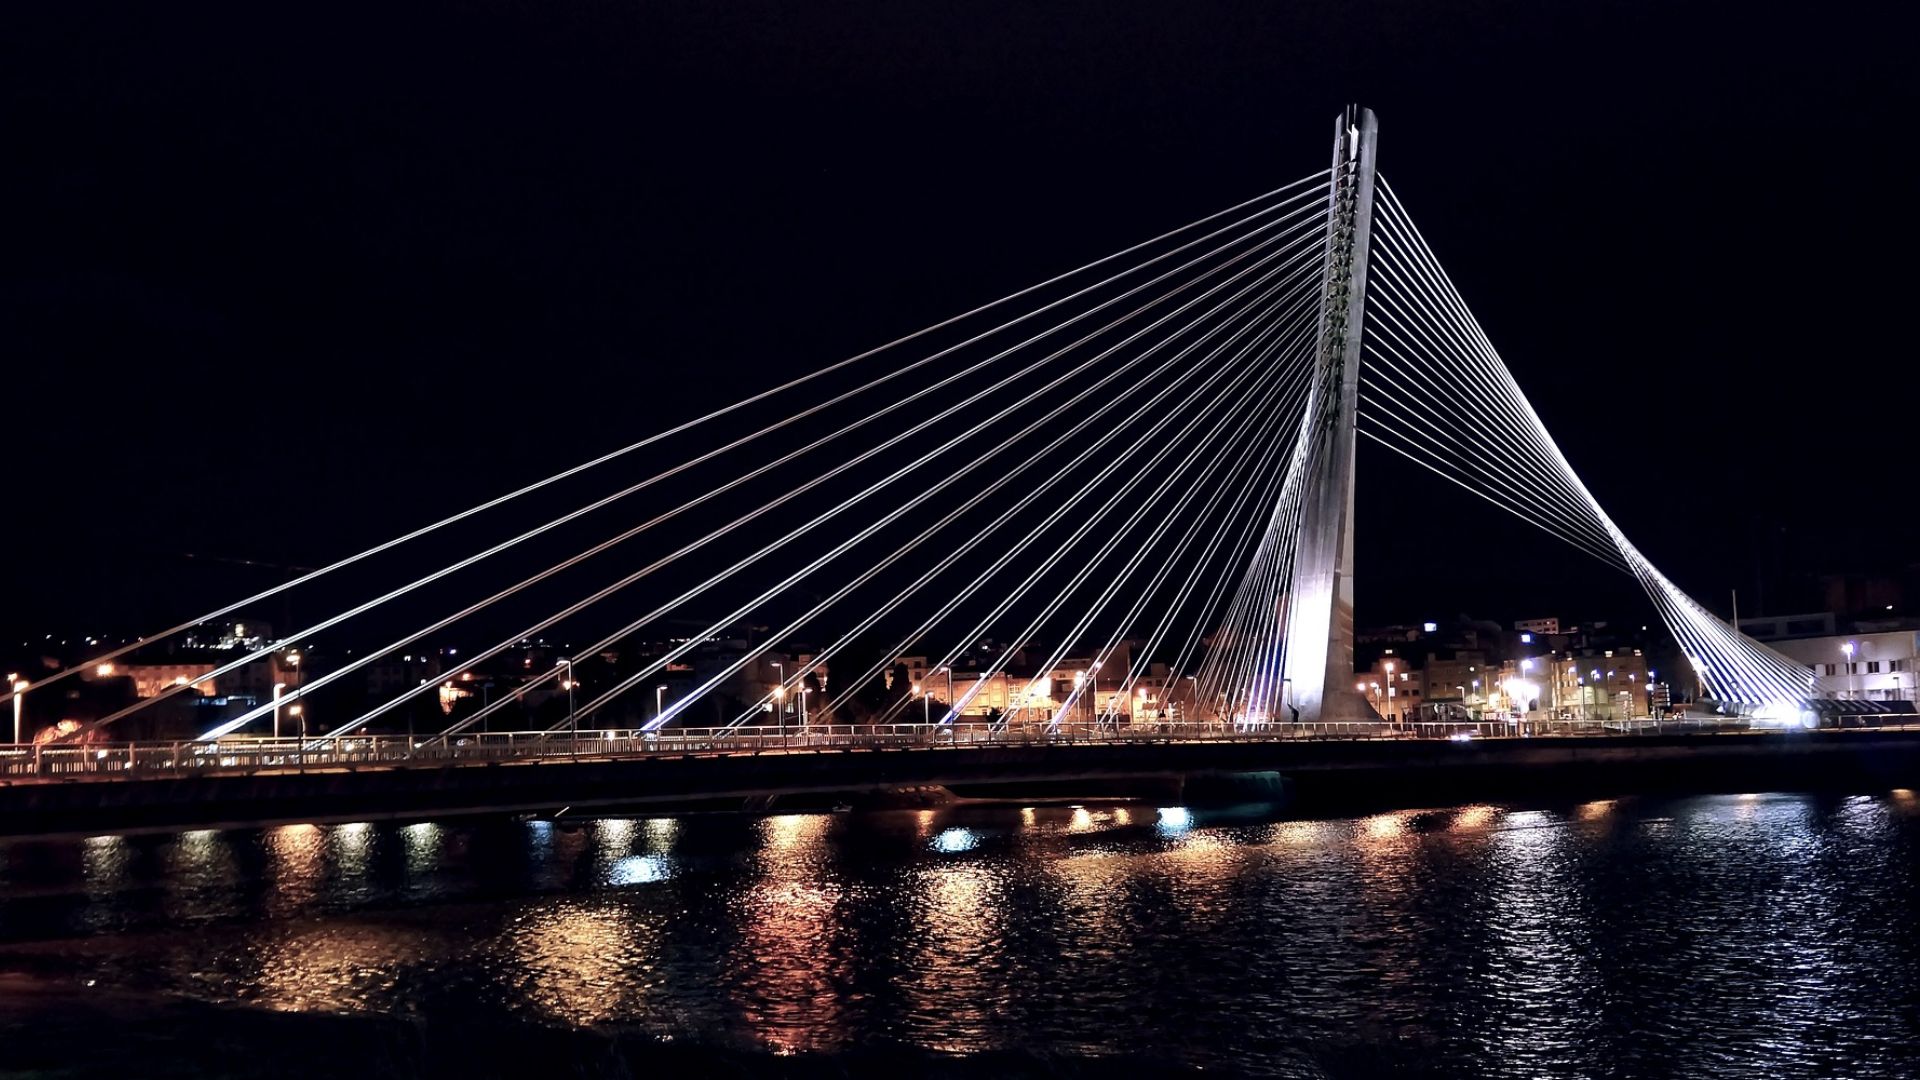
<box><xmin>1</xmin><ymin>106</ymin><xmax>1844</xmax><ymax>811</ymax></box>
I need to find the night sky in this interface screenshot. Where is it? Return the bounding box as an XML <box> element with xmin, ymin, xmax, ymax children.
<box><xmin>5</xmin><ymin>0</ymin><xmax>1915</xmax><ymax>643</ymax></box>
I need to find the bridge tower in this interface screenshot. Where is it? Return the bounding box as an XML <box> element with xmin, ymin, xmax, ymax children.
<box><xmin>1282</xmin><ymin>105</ymin><xmax>1382</xmax><ymax>724</ymax></box>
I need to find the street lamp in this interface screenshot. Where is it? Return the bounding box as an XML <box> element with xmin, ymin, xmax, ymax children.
<box><xmin>1842</xmin><ymin>642</ymin><xmax>1857</xmax><ymax>699</ymax></box>
<box><xmin>9</xmin><ymin>677</ymin><xmax>26</xmax><ymax>745</ymax></box>
<box><xmin>272</xmin><ymin>681</ymin><xmax>287</xmax><ymax>740</ymax></box>
<box><xmin>558</xmin><ymin>659</ymin><xmax>576</xmax><ymax>742</ymax></box>
<box><xmin>914</xmin><ymin>681</ymin><xmax>927</xmax><ymax>723</ymax></box>
<box><xmin>655</xmin><ymin>684</ymin><xmax>668</xmax><ymax>727</ymax></box>
<box><xmin>773</xmin><ymin>684</ymin><xmax>786</xmax><ymax>739</ymax></box>
<box><xmin>799</xmin><ymin>686</ymin><xmax>811</xmax><ymax>731</ymax></box>
<box><xmin>288</xmin><ymin>703</ymin><xmax>305</xmax><ymax>741</ymax></box>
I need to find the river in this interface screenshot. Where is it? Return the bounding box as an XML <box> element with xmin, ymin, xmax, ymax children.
<box><xmin>2</xmin><ymin>792</ymin><xmax>1918</xmax><ymax>1077</ymax></box>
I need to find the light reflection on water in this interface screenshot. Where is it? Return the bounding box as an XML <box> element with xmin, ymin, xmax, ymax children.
<box><xmin>3</xmin><ymin>794</ymin><xmax>1920</xmax><ymax>1078</ymax></box>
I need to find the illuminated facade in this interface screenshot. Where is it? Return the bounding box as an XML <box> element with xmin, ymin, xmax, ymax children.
<box><xmin>1766</xmin><ymin>629</ymin><xmax>1919</xmax><ymax>702</ymax></box>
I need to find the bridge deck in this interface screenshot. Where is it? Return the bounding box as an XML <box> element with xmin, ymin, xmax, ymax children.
<box><xmin>3</xmin><ymin>723</ymin><xmax>1919</xmax><ymax>839</ymax></box>
<box><xmin>7</xmin><ymin>718</ymin><xmax>1911</xmax><ymax>785</ymax></box>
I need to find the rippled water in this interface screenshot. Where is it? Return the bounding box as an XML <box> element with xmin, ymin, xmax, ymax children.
<box><xmin>3</xmin><ymin>792</ymin><xmax>1920</xmax><ymax>1077</ymax></box>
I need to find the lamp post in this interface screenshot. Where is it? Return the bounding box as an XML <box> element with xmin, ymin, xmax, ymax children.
<box><xmin>773</xmin><ymin>684</ymin><xmax>786</xmax><ymax>740</ymax></box>
<box><xmin>559</xmin><ymin>659</ymin><xmax>576</xmax><ymax>744</ymax></box>
<box><xmin>272</xmin><ymin>682</ymin><xmax>287</xmax><ymax>740</ymax></box>
<box><xmin>655</xmin><ymin>683</ymin><xmax>668</xmax><ymax>728</ymax></box>
<box><xmin>9</xmin><ymin>677</ymin><xmax>25</xmax><ymax>745</ymax></box>
<box><xmin>914</xmin><ymin>681</ymin><xmax>927</xmax><ymax>723</ymax></box>
<box><xmin>772</xmin><ymin>661</ymin><xmax>785</xmax><ymax>724</ymax></box>
<box><xmin>799</xmin><ymin>686</ymin><xmax>811</xmax><ymax>733</ymax></box>
<box><xmin>1384</xmin><ymin>661</ymin><xmax>1396</xmax><ymax>724</ymax></box>
<box><xmin>1842</xmin><ymin>641</ymin><xmax>1857</xmax><ymax>699</ymax></box>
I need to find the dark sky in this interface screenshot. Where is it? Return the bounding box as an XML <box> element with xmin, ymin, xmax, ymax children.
<box><xmin>4</xmin><ymin>0</ymin><xmax>1915</xmax><ymax>644</ymax></box>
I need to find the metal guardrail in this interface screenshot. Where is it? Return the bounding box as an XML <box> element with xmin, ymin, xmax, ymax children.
<box><xmin>4</xmin><ymin>716</ymin><xmax>1918</xmax><ymax>781</ymax></box>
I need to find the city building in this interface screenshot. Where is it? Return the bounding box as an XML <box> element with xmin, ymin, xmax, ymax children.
<box><xmin>88</xmin><ymin>661</ymin><xmax>217</xmax><ymax>698</ymax></box>
<box><xmin>1360</xmin><ymin>651</ymin><xmax>1423</xmax><ymax>722</ymax></box>
<box><xmin>1758</xmin><ymin>626</ymin><xmax>1918</xmax><ymax>702</ymax></box>
<box><xmin>890</xmin><ymin>642</ymin><xmax>1160</xmax><ymax>722</ymax></box>
<box><xmin>1499</xmin><ymin>646</ymin><xmax>1653</xmax><ymax>720</ymax></box>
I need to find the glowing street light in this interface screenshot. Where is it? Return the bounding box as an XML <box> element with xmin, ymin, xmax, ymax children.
<box><xmin>558</xmin><ymin>658</ymin><xmax>577</xmax><ymax>742</ymax></box>
<box><xmin>9</xmin><ymin>676</ymin><xmax>25</xmax><ymax>745</ymax></box>
<box><xmin>1843</xmin><ymin>641</ymin><xmax>1858</xmax><ymax>699</ymax></box>
<box><xmin>272</xmin><ymin>681</ymin><xmax>287</xmax><ymax>739</ymax></box>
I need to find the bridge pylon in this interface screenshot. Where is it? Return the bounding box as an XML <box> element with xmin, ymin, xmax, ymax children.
<box><xmin>1282</xmin><ymin>105</ymin><xmax>1383</xmax><ymax>725</ymax></box>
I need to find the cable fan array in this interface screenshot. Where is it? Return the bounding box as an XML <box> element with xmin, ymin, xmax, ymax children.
<box><xmin>5</xmin><ymin>156</ymin><xmax>1818</xmax><ymax>747</ymax></box>
<box><xmin>12</xmin><ymin>167</ymin><xmax>1346</xmax><ymax>743</ymax></box>
<box><xmin>1357</xmin><ymin>178</ymin><xmax>1814</xmax><ymax>716</ymax></box>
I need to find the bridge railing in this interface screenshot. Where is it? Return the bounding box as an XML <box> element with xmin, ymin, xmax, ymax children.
<box><xmin>4</xmin><ymin>714</ymin><xmax>1918</xmax><ymax>780</ymax></box>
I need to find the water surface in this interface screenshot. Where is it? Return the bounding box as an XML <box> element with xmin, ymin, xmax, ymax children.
<box><xmin>2</xmin><ymin>793</ymin><xmax>1918</xmax><ymax>1077</ymax></box>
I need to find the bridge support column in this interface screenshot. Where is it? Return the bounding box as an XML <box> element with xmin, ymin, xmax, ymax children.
<box><xmin>1283</xmin><ymin>105</ymin><xmax>1382</xmax><ymax>725</ymax></box>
